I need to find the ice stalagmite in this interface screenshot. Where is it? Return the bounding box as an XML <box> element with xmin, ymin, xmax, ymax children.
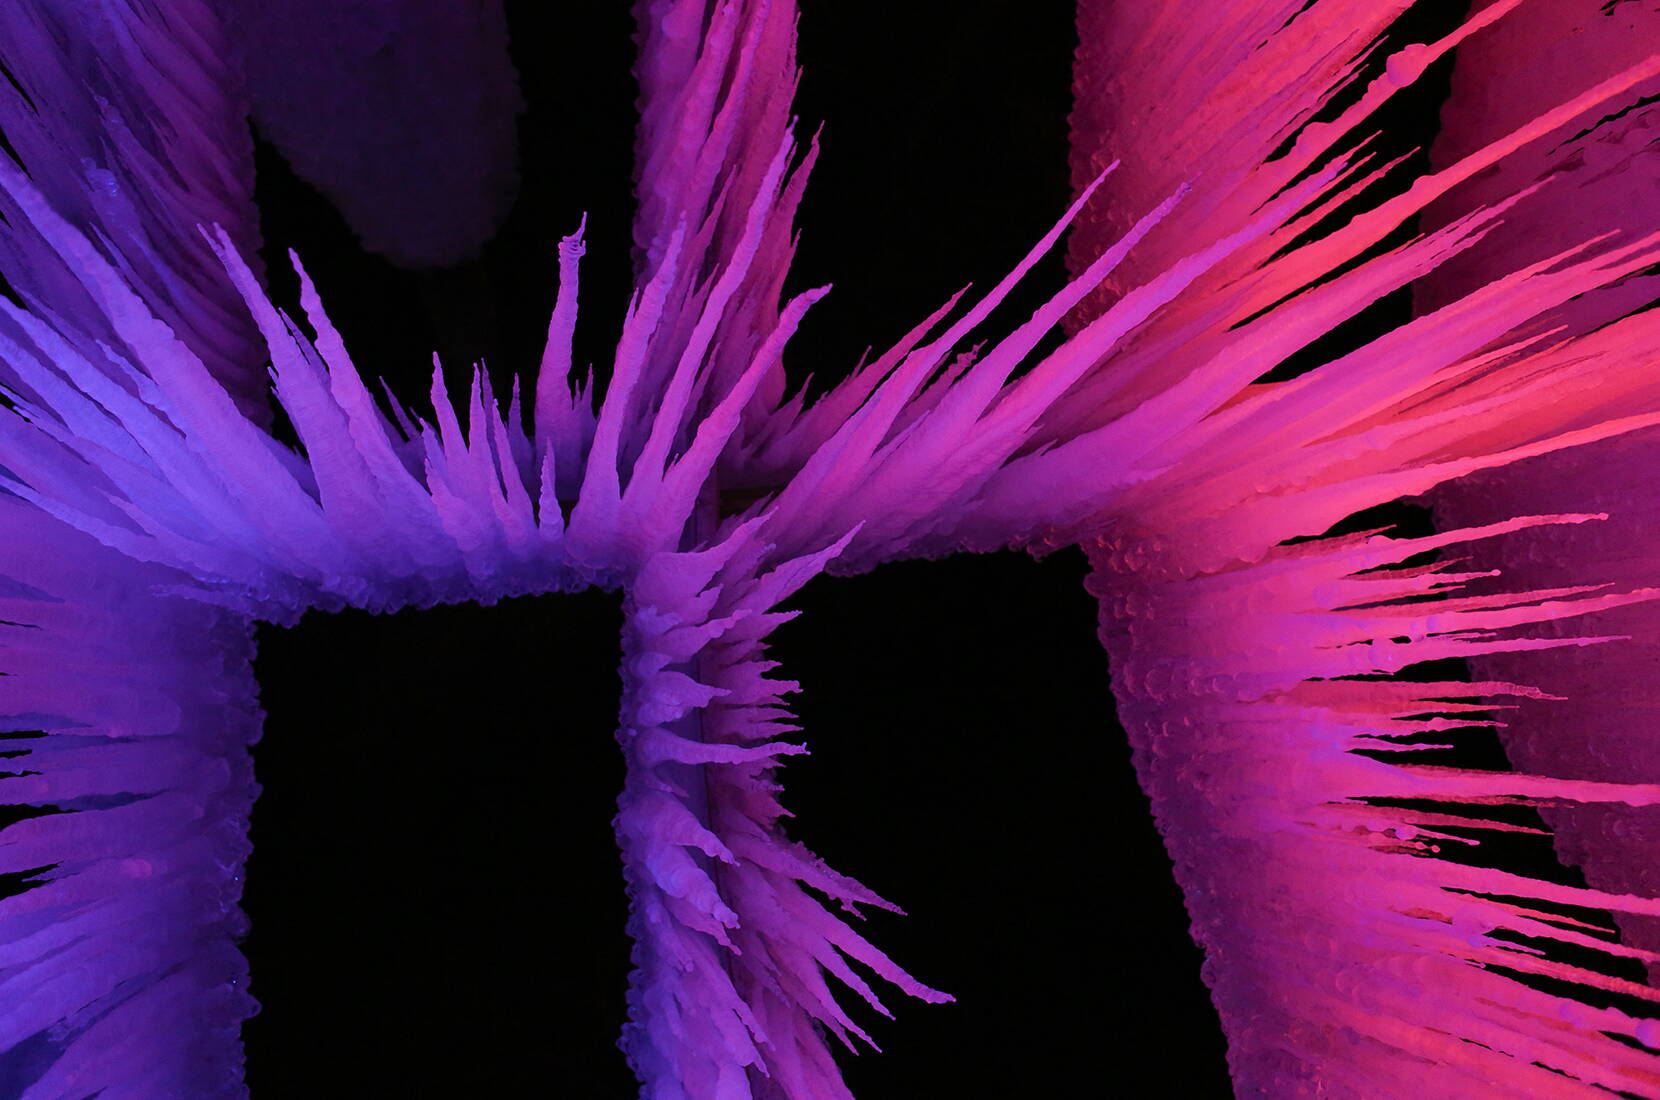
<box><xmin>1</xmin><ymin>0</ymin><xmax>1660</xmax><ymax>1097</ymax></box>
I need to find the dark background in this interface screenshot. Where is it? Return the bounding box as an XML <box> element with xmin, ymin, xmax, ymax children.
<box><xmin>238</xmin><ymin>2</ymin><xmax>1490</xmax><ymax>1098</ymax></box>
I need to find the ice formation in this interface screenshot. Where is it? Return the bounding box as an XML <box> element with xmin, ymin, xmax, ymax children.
<box><xmin>0</xmin><ymin>0</ymin><xmax>1656</xmax><ymax>1097</ymax></box>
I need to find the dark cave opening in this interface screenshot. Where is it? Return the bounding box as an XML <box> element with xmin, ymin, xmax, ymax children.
<box><xmin>774</xmin><ymin>547</ymin><xmax>1232</xmax><ymax>1098</ymax></box>
<box><xmin>244</xmin><ymin>590</ymin><xmax>635</xmax><ymax>1098</ymax></box>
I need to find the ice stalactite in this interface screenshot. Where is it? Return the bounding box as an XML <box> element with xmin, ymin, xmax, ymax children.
<box><xmin>1419</xmin><ymin>0</ymin><xmax>1660</xmax><ymax>987</ymax></box>
<box><xmin>0</xmin><ymin>0</ymin><xmax>266</xmax><ymax>423</ymax></box>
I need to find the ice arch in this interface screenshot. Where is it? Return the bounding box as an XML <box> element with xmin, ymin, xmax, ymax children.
<box><xmin>4</xmin><ymin>2</ymin><xmax>1660</xmax><ymax>1099</ymax></box>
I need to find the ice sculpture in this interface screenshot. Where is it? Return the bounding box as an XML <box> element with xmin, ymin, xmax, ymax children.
<box><xmin>0</xmin><ymin>0</ymin><xmax>1657</xmax><ymax>1097</ymax></box>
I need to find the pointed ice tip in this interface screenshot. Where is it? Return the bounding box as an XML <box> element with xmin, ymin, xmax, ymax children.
<box><xmin>1082</xmin><ymin>156</ymin><xmax>1122</xmax><ymax>195</ymax></box>
<box><xmin>558</xmin><ymin>215</ymin><xmax>588</xmax><ymax>260</ymax></box>
<box><xmin>197</xmin><ymin>221</ymin><xmax>235</xmax><ymax>257</ymax></box>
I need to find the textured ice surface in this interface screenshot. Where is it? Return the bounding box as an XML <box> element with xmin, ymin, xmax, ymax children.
<box><xmin>0</xmin><ymin>0</ymin><xmax>1659</xmax><ymax>1097</ymax></box>
<box><xmin>0</xmin><ymin>0</ymin><xmax>266</xmax><ymax>423</ymax></box>
<box><xmin>1066</xmin><ymin>1</ymin><xmax>1660</xmax><ymax>1096</ymax></box>
<box><xmin>1424</xmin><ymin>0</ymin><xmax>1660</xmax><ymax>1018</ymax></box>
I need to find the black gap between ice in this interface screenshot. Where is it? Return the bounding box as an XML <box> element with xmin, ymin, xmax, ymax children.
<box><xmin>1251</xmin><ymin>0</ymin><xmax>1473</xmax><ymax>384</ymax></box>
<box><xmin>244</xmin><ymin>590</ymin><xmax>634</xmax><ymax>1099</ymax></box>
<box><xmin>771</xmin><ymin>547</ymin><xmax>1231</xmax><ymax>1099</ymax></box>
<box><xmin>785</xmin><ymin>0</ymin><xmax>1080</xmax><ymax>401</ymax></box>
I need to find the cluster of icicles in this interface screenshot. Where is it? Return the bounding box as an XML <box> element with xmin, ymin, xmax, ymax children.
<box><xmin>0</xmin><ymin>0</ymin><xmax>1658</xmax><ymax>1096</ymax></box>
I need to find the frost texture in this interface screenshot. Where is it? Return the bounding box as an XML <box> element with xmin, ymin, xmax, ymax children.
<box><xmin>0</xmin><ymin>0</ymin><xmax>1658</xmax><ymax>1098</ymax></box>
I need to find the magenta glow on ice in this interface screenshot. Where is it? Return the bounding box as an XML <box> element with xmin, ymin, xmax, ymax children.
<box><xmin>0</xmin><ymin>1</ymin><xmax>1658</xmax><ymax>1097</ymax></box>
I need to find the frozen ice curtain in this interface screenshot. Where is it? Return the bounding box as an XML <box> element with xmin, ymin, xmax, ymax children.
<box><xmin>0</xmin><ymin>1</ymin><xmax>1659</xmax><ymax>1098</ymax></box>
